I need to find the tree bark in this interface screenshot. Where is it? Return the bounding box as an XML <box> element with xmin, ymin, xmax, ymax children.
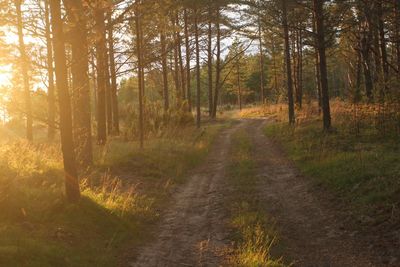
<box><xmin>64</xmin><ymin>0</ymin><xmax>93</xmax><ymax>168</ymax></box>
<box><xmin>135</xmin><ymin>3</ymin><xmax>144</xmax><ymax>148</ymax></box>
<box><xmin>258</xmin><ymin>12</ymin><xmax>265</xmax><ymax>103</ymax></box>
<box><xmin>194</xmin><ymin>8</ymin><xmax>201</xmax><ymax>128</ymax></box>
<box><xmin>49</xmin><ymin>0</ymin><xmax>80</xmax><ymax>202</ymax></box>
<box><xmin>107</xmin><ymin>11</ymin><xmax>120</xmax><ymax>135</ymax></box>
<box><xmin>314</xmin><ymin>0</ymin><xmax>331</xmax><ymax>130</ymax></box>
<box><xmin>184</xmin><ymin>9</ymin><xmax>192</xmax><ymax>112</ymax></box>
<box><xmin>176</xmin><ymin>14</ymin><xmax>186</xmax><ymax>102</ymax></box>
<box><xmin>160</xmin><ymin>28</ymin><xmax>169</xmax><ymax>111</ymax></box>
<box><xmin>207</xmin><ymin>7</ymin><xmax>213</xmax><ymax>117</ymax></box>
<box><xmin>282</xmin><ymin>0</ymin><xmax>295</xmax><ymax>125</ymax></box>
<box><xmin>173</xmin><ymin>17</ymin><xmax>181</xmax><ymax>106</ymax></box>
<box><xmin>212</xmin><ymin>7</ymin><xmax>221</xmax><ymax>119</ymax></box>
<box><xmin>237</xmin><ymin>59</ymin><xmax>242</xmax><ymax>110</ymax></box>
<box><xmin>105</xmin><ymin>48</ymin><xmax>113</xmax><ymax>135</ymax></box>
<box><xmin>377</xmin><ymin>0</ymin><xmax>389</xmax><ymax>98</ymax></box>
<box><xmin>15</xmin><ymin>0</ymin><xmax>33</xmax><ymax>141</ymax></box>
<box><xmin>94</xmin><ymin>2</ymin><xmax>107</xmax><ymax>145</ymax></box>
<box><xmin>44</xmin><ymin>0</ymin><xmax>56</xmax><ymax>140</ymax></box>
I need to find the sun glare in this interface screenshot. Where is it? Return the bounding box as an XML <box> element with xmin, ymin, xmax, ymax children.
<box><xmin>0</xmin><ymin>67</ymin><xmax>11</xmax><ymax>86</ymax></box>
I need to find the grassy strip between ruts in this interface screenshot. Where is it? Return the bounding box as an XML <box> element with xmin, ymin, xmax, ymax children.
<box><xmin>0</xmin><ymin>121</ymin><xmax>227</xmax><ymax>267</ymax></box>
<box><xmin>264</xmin><ymin>114</ymin><xmax>400</xmax><ymax>225</ymax></box>
<box><xmin>227</xmin><ymin>128</ymin><xmax>286</xmax><ymax>267</ymax></box>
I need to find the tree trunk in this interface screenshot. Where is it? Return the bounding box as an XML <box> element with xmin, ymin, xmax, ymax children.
<box><xmin>105</xmin><ymin>49</ymin><xmax>113</xmax><ymax>135</ymax></box>
<box><xmin>258</xmin><ymin>12</ymin><xmax>265</xmax><ymax>103</ymax></box>
<box><xmin>94</xmin><ymin>3</ymin><xmax>107</xmax><ymax>145</ymax></box>
<box><xmin>49</xmin><ymin>0</ymin><xmax>80</xmax><ymax>202</ymax></box>
<box><xmin>176</xmin><ymin>14</ymin><xmax>186</xmax><ymax>102</ymax></box>
<box><xmin>297</xmin><ymin>26</ymin><xmax>303</xmax><ymax>108</ymax></box>
<box><xmin>194</xmin><ymin>8</ymin><xmax>201</xmax><ymax>128</ymax></box>
<box><xmin>212</xmin><ymin>8</ymin><xmax>221</xmax><ymax>119</ymax></box>
<box><xmin>377</xmin><ymin>0</ymin><xmax>389</xmax><ymax>98</ymax></box>
<box><xmin>160</xmin><ymin>28</ymin><xmax>169</xmax><ymax>111</ymax></box>
<box><xmin>173</xmin><ymin>17</ymin><xmax>181</xmax><ymax>106</ymax></box>
<box><xmin>107</xmin><ymin>11</ymin><xmax>120</xmax><ymax>135</ymax></box>
<box><xmin>184</xmin><ymin>9</ymin><xmax>192</xmax><ymax>112</ymax></box>
<box><xmin>394</xmin><ymin>0</ymin><xmax>400</xmax><ymax>72</ymax></box>
<box><xmin>44</xmin><ymin>0</ymin><xmax>56</xmax><ymax>140</ymax></box>
<box><xmin>237</xmin><ymin>60</ymin><xmax>242</xmax><ymax>110</ymax></box>
<box><xmin>314</xmin><ymin>0</ymin><xmax>331</xmax><ymax>130</ymax></box>
<box><xmin>207</xmin><ymin>8</ymin><xmax>213</xmax><ymax>117</ymax></box>
<box><xmin>64</xmin><ymin>0</ymin><xmax>93</xmax><ymax>168</ymax></box>
<box><xmin>282</xmin><ymin>0</ymin><xmax>295</xmax><ymax>125</ymax></box>
<box><xmin>15</xmin><ymin>0</ymin><xmax>33</xmax><ymax>141</ymax></box>
<box><xmin>135</xmin><ymin>3</ymin><xmax>144</xmax><ymax>148</ymax></box>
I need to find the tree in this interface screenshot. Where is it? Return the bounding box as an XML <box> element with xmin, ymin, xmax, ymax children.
<box><xmin>94</xmin><ymin>1</ymin><xmax>107</xmax><ymax>145</ymax></box>
<box><xmin>15</xmin><ymin>0</ymin><xmax>33</xmax><ymax>141</ymax></box>
<box><xmin>194</xmin><ymin>6</ymin><xmax>201</xmax><ymax>128</ymax></box>
<box><xmin>107</xmin><ymin>10</ymin><xmax>120</xmax><ymax>135</ymax></box>
<box><xmin>313</xmin><ymin>0</ymin><xmax>331</xmax><ymax>130</ymax></box>
<box><xmin>64</xmin><ymin>0</ymin><xmax>93</xmax><ymax>168</ymax></box>
<box><xmin>49</xmin><ymin>0</ymin><xmax>80</xmax><ymax>202</ymax></box>
<box><xmin>282</xmin><ymin>0</ymin><xmax>295</xmax><ymax>125</ymax></box>
<box><xmin>44</xmin><ymin>0</ymin><xmax>56</xmax><ymax>140</ymax></box>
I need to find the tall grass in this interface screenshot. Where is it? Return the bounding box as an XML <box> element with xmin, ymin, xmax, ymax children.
<box><xmin>0</xmin><ymin>121</ymin><xmax>227</xmax><ymax>266</ymax></box>
<box><xmin>261</xmin><ymin>101</ymin><xmax>400</xmax><ymax>223</ymax></box>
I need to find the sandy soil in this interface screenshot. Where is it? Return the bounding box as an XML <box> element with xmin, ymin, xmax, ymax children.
<box><xmin>129</xmin><ymin>118</ymin><xmax>386</xmax><ymax>267</ymax></box>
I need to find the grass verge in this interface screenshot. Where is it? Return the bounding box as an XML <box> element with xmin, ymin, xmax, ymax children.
<box><xmin>227</xmin><ymin>129</ymin><xmax>285</xmax><ymax>267</ymax></box>
<box><xmin>263</xmin><ymin>102</ymin><xmax>400</xmax><ymax>225</ymax></box>
<box><xmin>0</xmin><ymin>121</ymin><xmax>226</xmax><ymax>267</ymax></box>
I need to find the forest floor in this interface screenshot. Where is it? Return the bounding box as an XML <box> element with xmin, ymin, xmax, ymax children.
<box><xmin>128</xmin><ymin>116</ymin><xmax>386</xmax><ymax>267</ymax></box>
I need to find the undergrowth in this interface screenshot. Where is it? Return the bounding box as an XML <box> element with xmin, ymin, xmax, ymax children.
<box><xmin>227</xmin><ymin>129</ymin><xmax>285</xmax><ymax>267</ymax></box>
<box><xmin>262</xmin><ymin>101</ymin><xmax>400</xmax><ymax>224</ymax></box>
<box><xmin>0</xmin><ymin>122</ymin><xmax>226</xmax><ymax>267</ymax></box>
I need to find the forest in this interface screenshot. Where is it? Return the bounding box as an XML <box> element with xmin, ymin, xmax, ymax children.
<box><xmin>0</xmin><ymin>0</ymin><xmax>399</xmax><ymax>266</ymax></box>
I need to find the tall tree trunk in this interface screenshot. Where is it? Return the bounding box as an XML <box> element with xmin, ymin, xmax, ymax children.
<box><xmin>212</xmin><ymin>7</ymin><xmax>221</xmax><ymax>119</ymax></box>
<box><xmin>94</xmin><ymin>3</ymin><xmax>107</xmax><ymax>145</ymax></box>
<box><xmin>107</xmin><ymin>11</ymin><xmax>120</xmax><ymax>135</ymax></box>
<box><xmin>312</xmin><ymin>13</ymin><xmax>322</xmax><ymax>111</ymax></box>
<box><xmin>160</xmin><ymin>28</ymin><xmax>169</xmax><ymax>111</ymax></box>
<box><xmin>314</xmin><ymin>0</ymin><xmax>331</xmax><ymax>130</ymax></box>
<box><xmin>184</xmin><ymin>9</ymin><xmax>192</xmax><ymax>112</ymax></box>
<box><xmin>258</xmin><ymin>12</ymin><xmax>265</xmax><ymax>103</ymax></box>
<box><xmin>105</xmin><ymin>49</ymin><xmax>113</xmax><ymax>135</ymax></box>
<box><xmin>207</xmin><ymin>8</ymin><xmax>213</xmax><ymax>117</ymax></box>
<box><xmin>194</xmin><ymin>7</ymin><xmax>201</xmax><ymax>128</ymax></box>
<box><xmin>360</xmin><ymin>8</ymin><xmax>374</xmax><ymax>101</ymax></box>
<box><xmin>176</xmin><ymin>14</ymin><xmax>186</xmax><ymax>102</ymax></box>
<box><xmin>49</xmin><ymin>0</ymin><xmax>80</xmax><ymax>202</ymax></box>
<box><xmin>64</xmin><ymin>0</ymin><xmax>93</xmax><ymax>168</ymax></box>
<box><xmin>394</xmin><ymin>0</ymin><xmax>400</xmax><ymax>72</ymax></box>
<box><xmin>237</xmin><ymin>59</ymin><xmax>242</xmax><ymax>110</ymax></box>
<box><xmin>377</xmin><ymin>0</ymin><xmax>389</xmax><ymax>98</ymax></box>
<box><xmin>135</xmin><ymin>3</ymin><xmax>144</xmax><ymax>148</ymax></box>
<box><xmin>297</xmin><ymin>26</ymin><xmax>303</xmax><ymax>108</ymax></box>
<box><xmin>15</xmin><ymin>0</ymin><xmax>33</xmax><ymax>141</ymax></box>
<box><xmin>173</xmin><ymin>18</ymin><xmax>181</xmax><ymax>106</ymax></box>
<box><xmin>282</xmin><ymin>0</ymin><xmax>295</xmax><ymax>125</ymax></box>
<box><xmin>44</xmin><ymin>0</ymin><xmax>56</xmax><ymax>140</ymax></box>
<box><xmin>292</xmin><ymin>29</ymin><xmax>298</xmax><ymax>107</ymax></box>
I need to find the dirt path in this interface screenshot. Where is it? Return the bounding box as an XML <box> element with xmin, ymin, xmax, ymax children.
<box><xmin>130</xmin><ymin>118</ymin><xmax>382</xmax><ymax>267</ymax></box>
<box><xmin>247</xmin><ymin>118</ymin><xmax>379</xmax><ymax>267</ymax></box>
<box><xmin>130</xmin><ymin>121</ymin><xmax>243</xmax><ymax>267</ymax></box>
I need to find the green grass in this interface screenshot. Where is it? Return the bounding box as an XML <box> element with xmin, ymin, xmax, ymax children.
<box><xmin>0</xmin><ymin>122</ymin><xmax>226</xmax><ymax>267</ymax></box>
<box><xmin>227</xmin><ymin>129</ymin><xmax>286</xmax><ymax>267</ymax></box>
<box><xmin>265</xmin><ymin>118</ymin><xmax>400</xmax><ymax>220</ymax></box>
